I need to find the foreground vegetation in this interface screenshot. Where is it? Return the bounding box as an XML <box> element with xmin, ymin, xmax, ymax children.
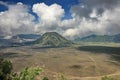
<box><xmin>102</xmin><ymin>76</ymin><xmax>115</xmax><ymax>80</ymax></box>
<box><xmin>0</xmin><ymin>57</ymin><xmax>117</xmax><ymax>80</ymax></box>
<box><xmin>0</xmin><ymin>57</ymin><xmax>43</xmax><ymax>80</ymax></box>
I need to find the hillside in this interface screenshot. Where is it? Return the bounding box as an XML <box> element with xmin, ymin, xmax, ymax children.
<box><xmin>75</xmin><ymin>34</ymin><xmax>120</xmax><ymax>43</ymax></box>
<box><xmin>34</xmin><ymin>32</ymin><xmax>73</xmax><ymax>47</ymax></box>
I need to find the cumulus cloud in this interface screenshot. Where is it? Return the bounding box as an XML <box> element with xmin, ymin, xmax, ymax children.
<box><xmin>0</xmin><ymin>1</ymin><xmax>35</xmax><ymax>36</ymax></box>
<box><xmin>71</xmin><ymin>0</ymin><xmax>120</xmax><ymax>19</ymax></box>
<box><xmin>0</xmin><ymin>0</ymin><xmax>120</xmax><ymax>39</ymax></box>
<box><xmin>62</xmin><ymin>0</ymin><xmax>120</xmax><ymax>39</ymax></box>
<box><xmin>32</xmin><ymin>3</ymin><xmax>64</xmax><ymax>34</ymax></box>
<box><xmin>33</xmin><ymin>3</ymin><xmax>64</xmax><ymax>21</ymax></box>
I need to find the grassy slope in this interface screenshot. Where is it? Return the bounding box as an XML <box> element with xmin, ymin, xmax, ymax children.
<box><xmin>34</xmin><ymin>32</ymin><xmax>73</xmax><ymax>47</ymax></box>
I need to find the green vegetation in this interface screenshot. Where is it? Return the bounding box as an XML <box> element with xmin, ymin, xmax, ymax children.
<box><xmin>42</xmin><ymin>77</ymin><xmax>49</xmax><ymax>80</ymax></box>
<box><xmin>10</xmin><ymin>67</ymin><xmax>42</xmax><ymax>80</ymax></box>
<box><xmin>34</xmin><ymin>32</ymin><xmax>73</xmax><ymax>47</ymax></box>
<box><xmin>102</xmin><ymin>76</ymin><xmax>115</xmax><ymax>80</ymax></box>
<box><xmin>0</xmin><ymin>57</ymin><xmax>69</xmax><ymax>80</ymax></box>
<box><xmin>0</xmin><ymin>57</ymin><xmax>12</xmax><ymax>80</ymax></box>
<box><xmin>0</xmin><ymin>57</ymin><xmax>43</xmax><ymax>80</ymax></box>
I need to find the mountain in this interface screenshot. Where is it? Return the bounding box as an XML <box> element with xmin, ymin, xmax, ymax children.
<box><xmin>15</xmin><ymin>34</ymin><xmax>40</xmax><ymax>39</ymax></box>
<box><xmin>0</xmin><ymin>39</ymin><xmax>12</xmax><ymax>47</ymax></box>
<box><xmin>74</xmin><ymin>34</ymin><xmax>120</xmax><ymax>43</ymax></box>
<box><xmin>113</xmin><ymin>34</ymin><xmax>120</xmax><ymax>42</ymax></box>
<box><xmin>0</xmin><ymin>34</ymin><xmax>41</xmax><ymax>47</ymax></box>
<box><xmin>11</xmin><ymin>35</ymin><xmax>24</xmax><ymax>43</ymax></box>
<box><xmin>34</xmin><ymin>32</ymin><xmax>73</xmax><ymax>47</ymax></box>
<box><xmin>11</xmin><ymin>34</ymin><xmax>40</xmax><ymax>42</ymax></box>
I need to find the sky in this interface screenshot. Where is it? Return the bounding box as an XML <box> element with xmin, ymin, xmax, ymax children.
<box><xmin>0</xmin><ymin>0</ymin><xmax>120</xmax><ymax>39</ymax></box>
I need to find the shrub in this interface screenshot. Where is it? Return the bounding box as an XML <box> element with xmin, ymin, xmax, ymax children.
<box><xmin>102</xmin><ymin>76</ymin><xmax>115</xmax><ymax>80</ymax></box>
<box><xmin>11</xmin><ymin>67</ymin><xmax>43</xmax><ymax>80</ymax></box>
<box><xmin>0</xmin><ymin>57</ymin><xmax>12</xmax><ymax>80</ymax></box>
<box><xmin>0</xmin><ymin>57</ymin><xmax>43</xmax><ymax>80</ymax></box>
<box><xmin>42</xmin><ymin>77</ymin><xmax>49</xmax><ymax>80</ymax></box>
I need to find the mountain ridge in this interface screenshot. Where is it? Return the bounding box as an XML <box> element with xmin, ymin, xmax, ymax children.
<box><xmin>74</xmin><ymin>34</ymin><xmax>120</xmax><ymax>43</ymax></box>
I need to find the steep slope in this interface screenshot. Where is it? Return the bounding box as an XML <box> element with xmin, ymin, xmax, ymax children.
<box><xmin>34</xmin><ymin>32</ymin><xmax>73</xmax><ymax>47</ymax></box>
<box><xmin>75</xmin><ymin>34</ymin><xmax>120</xmax><ymax>43</ymax></box>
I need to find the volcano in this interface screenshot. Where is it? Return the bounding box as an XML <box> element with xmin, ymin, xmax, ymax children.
<box><xmin>34</xmin><ymin>32</ymin><xmax>73</xmax><ymax>47</ymax></box>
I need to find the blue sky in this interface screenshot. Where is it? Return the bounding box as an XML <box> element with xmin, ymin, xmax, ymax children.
<box><xmin>0</xmin><ymin>0</ymin><xmax>120</xmax><ymax>38</ymax></box>
<box><xmin>0</xmin><ymin>0</ymin><xmax>79</xmax><ymax>19</ymax></box>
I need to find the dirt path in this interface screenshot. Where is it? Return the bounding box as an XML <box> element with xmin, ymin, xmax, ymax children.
<box><xmin>69</xmin><ymin>55</ymin><xmax>120</xmax><ymax>80</ymax></box>
<box><xmin>87</xmin><ymin>55</ymin><xmax>101</xmax><ymax>76</ymax></box>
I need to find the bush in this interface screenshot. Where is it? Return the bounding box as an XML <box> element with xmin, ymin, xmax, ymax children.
<box><xmin>11</xmin><ymin>67</ymin><xmax>43</xmax><ymax>80</ymax></box>
<box><xmin>42</xmin><ymin>77</ymin><xmax>49</xmax><ymax>80</ymax></box>
<box><xmin>102</xmin><ymin>76</ymin><xmax>115</xmax><ymax>80</ymax></box>
<box><xmin>0</xmin><ymin>57</ymin><xmax>43</xmax><ymax>80</ymax></box>
<box><xmin>0</xmin><ymin>57</ymin><xmax>12</xmax><ymax>80</ymax></box>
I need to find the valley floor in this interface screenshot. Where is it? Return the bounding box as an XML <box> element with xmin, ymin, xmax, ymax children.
<box><xmin>0</xmin><ymin>43</ymin><xmax>120</xmax><ymax>80</ymax></box>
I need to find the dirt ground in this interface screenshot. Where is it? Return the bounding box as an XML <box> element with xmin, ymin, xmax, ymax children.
<box><xmin>0</xmin><ymin>43</ymin><xmax>120</xmax><ymax>80</ymax></box>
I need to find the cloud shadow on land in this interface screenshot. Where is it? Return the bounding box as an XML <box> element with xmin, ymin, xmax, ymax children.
<box><xmin>76</xmin><ymin>46</ymin><xmax>120</xmax><ymax>61</ymax></box>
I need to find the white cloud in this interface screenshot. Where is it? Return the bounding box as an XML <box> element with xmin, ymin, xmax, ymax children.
<box><xmin>0</xmin><ymin>2</ymin><xmax>35</xmax><ymax>36</ymax></box>
<box><xmin>33</xmin><ymin>3</ymin><xmax>64</xmax><ymax>21</ymax></box>
<box><xmin>62</xmin><ymin>0</ymin><xmax>120</xmax><ymax>39</ymax></box>
<box><xmin>32</xmin><ymin>3</ymin><xmax>64</xmax><ymax>34</ymax></box>
<box><xmin>0</xmin><ymin>1</ymin><xmax>120</xmax><ymax>39</ymax></box>
<box><xmin>63</xmin><ymin>28</ymin><xmax>78</xmax><ymax>38</ymax></box>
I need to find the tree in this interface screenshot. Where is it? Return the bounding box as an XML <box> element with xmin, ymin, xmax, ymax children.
<box><xmin>0</xmin><ymin>57</ymin><xmax>12</xmax><ymax>80</ymax></box>
<box><xmin>0</xmin><ymin>57</ymin><xmax>43</xmax><ymax>80</ymax></box>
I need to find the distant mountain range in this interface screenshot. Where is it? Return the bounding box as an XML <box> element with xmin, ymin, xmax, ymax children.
<box><xmin>0</xmin><ymin>39</ymin><xmax>12</xmax><ymax>47</ymax></box>
<box><xmin>13</xmin><ymin>34</ymin><xmax>40</xmax><ymax>39</ymax></box>
<box><xmin>34</xmin><ymin>32</ymin><xmax>73</xmax><ymax>47</ymax></box>
<box><xmin>1</xmin><ymin>33</ymin><xmax>120</xmax><ymax>48</ymax></box>
<box><xmin>11</xmin><ymin>34</ymin><xmax>40</xmax><ymax>43</ymax></box>
<box><xmin>74</xmin><ymin>34</ymin><xmax>120</xmax><ymax>43</ymax></box>
<box><xmin>0</xmin><ymin>34</ymin><xmax>41</xmax><ymax>47</ymax></box>
<box><xmin>0</xmin><ymin>32</ymin><xmax>73</xmax><ymax>47</ymax></box>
